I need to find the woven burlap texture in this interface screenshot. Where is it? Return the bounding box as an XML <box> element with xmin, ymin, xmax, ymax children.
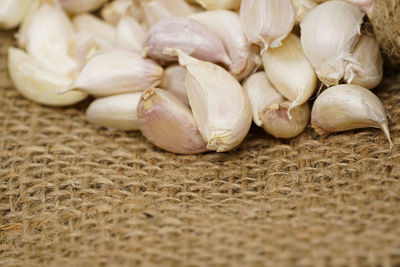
<box><xmin>1</xmin><ymin>30</ymin><xmax>400</xmax><ymax>267</ymax></box>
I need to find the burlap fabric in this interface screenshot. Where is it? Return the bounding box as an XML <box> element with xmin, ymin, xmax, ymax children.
<box><xmin>1</xmin><ymin>29</ymin><xmax>400</xmax><ymax>266</ymax></box>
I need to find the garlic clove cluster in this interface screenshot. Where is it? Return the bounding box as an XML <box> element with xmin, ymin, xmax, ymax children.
<box><xmin>0</xmin><ymin>0</ymin><xmax>35</xmax><ymax>30</ymax></box>
<box><xmin>161</xmin><ymin>65</ymin><xmax>190</xmax><ymax>106</ymax></box>
<box><xmin>59</xmin><ymin>0</ymin><xmax>108</xmax><ymax>14</ymax></box>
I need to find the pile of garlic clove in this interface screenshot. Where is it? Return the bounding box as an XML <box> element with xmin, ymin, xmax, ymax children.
<box><xmin>2</xmin><ymin>0</ymin><xmax>394</xmax><ymax>154</ymax></box>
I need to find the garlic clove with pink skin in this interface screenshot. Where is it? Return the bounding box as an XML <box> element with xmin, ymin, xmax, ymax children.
<box><xmin>161</xmin><ymin>65</ymin><xmax>190</xmax><ymax>106</ymax></box>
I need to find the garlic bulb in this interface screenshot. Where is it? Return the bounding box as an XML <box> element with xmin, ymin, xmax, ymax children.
<box><xmin>60</xmin><ymin>0</ymin><xmax>108</xmax><ymax>14</ymax></box>
<box><xmin>137</xmin><ymin>88</ymin><xmax>208</xmax><ymax>154</ymax></box>
<box><xmin>86</xmin><ymin>92</ymin><xmax>142</xmax><ymax>131</ymax></box>
<box><xmin>161</xmin><ymin>65</ymin><xmax>189</xmax><ymax>106</ymax></box>
<box><xmin>191</xmin><ymin>0</ymin><xmax>241</xmax><ymax>10</ymax></box>
<box><xmin>166</xmin><ymin>48</ymin><xmax>252</xmax><ymax>152</ymax></box>
<box><xmin>344</xmin><ymin>34</ymin><xmax>383</xmax><ymax>89</ymax></box>
<box><xmin>291</xmin><ymin>0</ymin><xmax>317</xmax><ymax>24</ymax></box>
<box><xmin>240</xmin><ymin>0</ymin><xmax>295</xmax><ymax>51</ymax></box>
<box><xmin>143</xmin><ymin>17</ymin><xmax>231</xmax><ymax>67</ymax></box>
<box><xmin>115</xmin><ymin>15</ymin><xmax>146</xmax><ymax>52</ymax></box>
<box><xmin>100</xmin><ymin>0</ymin><xmax>133</xmax><ymax>26</ymax></box>
<box><xmin>59</xmin><ymin>49</ymin><xmax>163</xmax><ymax>97</ymax></box>
<box><xmin>0</xmin><ymin>0</ymin><xmax>34</xmax><ymax>30</ymax></box>
<box><xmin>311</xmin><ymin>84</ymin><xmax>392</xmax><ymax>148</ymax></box>
<box><xmin>8</xmin><ymin>47</ymin><xmax>87</xmax><ymax>106</ymax></box>
<box><xmin>262</xmin><ymin>33</ymin><xmax>317</xmax><ymax>116</ymax></box>
<box><xmin>300</xmin><ymin>1</ymin><xmax>364</xmax><ymax>87</ymax></box>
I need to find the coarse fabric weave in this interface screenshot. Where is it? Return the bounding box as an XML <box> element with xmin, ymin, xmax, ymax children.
<box><xmin>1</xmin><ymin>30</ymin><xmax>400</xmax><ymax>267</ymax></box>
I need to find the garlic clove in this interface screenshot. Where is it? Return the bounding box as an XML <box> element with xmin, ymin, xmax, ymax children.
<box><xmin>240</xmin><ymin>0</ymin><xmax>295</xmax><ymax>51</ymax></box>
<box><xmin>60</xmin><ymin>0</ymin><xmax>108</xmax><ymax>14</ymax></box>
<box><xmin>314</xmin><ymin>0</ymin><xmax>374</xmax><ymax>17</ymax></box>
<box><xmin>86</xmin><ymin>92</ymin><xmax>142</xmax><ymax>131</ymax></box>
<box><xmin>115</xmin><ymin>14</ymin><xmax>146</xmax><ymax>52</ymax></box>
<box><xmin>291</xmin><ymin>0</ymin><xmax>317</xmax><ymax>24</ymax></box>
<box><xmin>8</xmin><ymin>47</ymin><xmax>87</xmax><ymax>106</ymax></box>
<box><xmin>243</xmin><ymin>71</ymin><xmax>285</xmax><ymax>127</ymax></box>
<box><xmin>100</xmin><ymin>0</ymin><xmax>133</xmax><ymax>26</ymax></box>
<box><xmin>15</xmin><ymin>0</ymin><xmax>40</xmax><ymax>49</ymax></box>
<box><xmin>165</xmin><ymin>48</ymin><xmax>252</xmax><ymax>152</ymax></box>
<box><xmin>137</xmin><ymin>88</ymin><xmax>208</xmax><ymax>154</ymax></box>
<box><xmin>191</xmin><ymin>0</ymin><xmax>241</xmax><ymax>10</ymax></box>
<box><xmin>144</xmin><ymin>17</ymin><xmax>231</xmax><ymax>68</ymax></box>
<box><xmin>161</xmin><ymin>65</ymin><xmax>190</xmax><ymax>106</ymax></box>
<box><xmin>311</xmin><ymin>84</ymin><xmax>392</xmax><ymax>148</ymax></box>
<box><xmin>0</xmin><ymin>0</ymin><xmax>35</xmax><ymax>30</ymax></box>
<box><xmin>344</xmin><ymin>34</ymin><xmax>383</xmax><ymax>90</ymax></box>
<box><xmin>262</xmin><ymin>33</ymin><xmax>317</xmax><ymax>116</ymax></box>
<box><xmin>58</xmin><ymin>49</ymin><xmax>163</xmax><ymax>97</ymax></box>
<box><xmin>300</xmin><ymin>1</ymin><xmax>364</xmax><ymax>87</ymax></box>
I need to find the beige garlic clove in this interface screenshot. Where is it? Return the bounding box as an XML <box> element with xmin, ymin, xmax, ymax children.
<box><xmin>166</xmin><ymin>48</ymin><xmax>252</xmax><ymax>152</ymax></box>
<box><xmin>100</xmin><ymin>0</ymin><xmax>133</xmax><ymax>26</ymax></box>
<box><xmin>292</xmin><ymin>0</ymin><xmax>317</xmax><ymax>24</ymax></box>
<box><xmin>59</xmin><ymin>49</ymin><xmax>163</xmax><ymax>97</ymax></box>
<box><xmin>60</xmin><ymin>0</ymin><xmax>108</xmax><ymax>14</ymax></box>
<box><xmin>144</xmin><ymin>17</ymin><xmax>232</xmax><ymax>67</ymax></box>
<box><xmin>240</xmin><ymin>0</ymin><xmax>295</xmax><ymax>51</ymax></box>
<box><xmin>137</xmin><ymin>88</ymin><xmax>208</xmax><ymax>154</ymax></box>
<box><xmin>8</xmin><ymin>47</ymin><xmax>87</xmax><ymax>106</ymax></box>
<box><xmin>15</xmin><ymin>0</ymin><xmax>39</xmax><ymax>49</ymax></box>
<box><xmin>191</xmin><ymin>0</ymin><xmax>241</xmax><ymax>10</ymax></box>
<box><xmin>161</xmin><ymin>65</ymin><xmax>190</xmax><ymax>106</ymax></box>
<box><xmin>314</xmin><ymin>0</ymin><xmax>374</xmax><ymax>17</ymax></box>
<box><xmin>300</xmin><ymin>1</ymin><xmax>364</xmax><ymax>87</ymax></box>
<box><xmin>86</xmin><ymin>92</ymin><xmax>142</xmax><ymax>131</ymax></box>
<box><xmin>115</xmin><ymin>14</ymin><xmax>146</xmax><ymax>52</ymax></box>
<box><xmin>344</xmin><ymin>34</ymin><xmax>383</xmax><ymax>90</ymax></box>
<box><xmin>311</xmin><ymin>84</ymin><xmax>392</xmax><ymax>147</ymax></box>
<box><xmin>0</xmin><ymin>0</ymin><xmax>36</xmax><ymax>30</ymax></box>
<box><xmin>243</xmin><ymin>71</ymin><xmax>285</xmax><ymax>127</ymax></box>
<box><xmin>262</xmin><ymin>33</ymin><xmax>317</xmax><ymax>116</ymax></box>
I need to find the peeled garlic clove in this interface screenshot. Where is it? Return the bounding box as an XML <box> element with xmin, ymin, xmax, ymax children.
<box><xmin>300</xmin><ymin>1</ymin><xmax>364</xmax><ymax>87</ymax></box>
<box><xmin>240</xmin><ymin>0</ymin><xmax>295</xmax><ymax>51</ymax></box>
<box><xmin>86</xmin><ymin>92</ymin><xmax>142</xmax><ymax>131</ymax></box>
<box><xmin>262</xmin><ymin>33</ymin><xmax>317</xmax><ymax>116</ymax></box>
<box><xmin>8</xmin><ymin>47</ymin><xmax>87</xmax><ymax>106</ymax></box>
<box><xmin>15</xmin><ymin>0</ymin><xmax>39</xmax><ymax>49</ymax></box>
<box><xmin>144</xmin><ymin>17</ymin><xmax>231</xmax><ymax>67</ymax></box>
<box><xmin>161</xmin><ymin>65</ymin><xmax>190</xmax><ymax>106</ymax></box>
<box><xmin>100</xmin><ymin>0</ymin><xmax>132</xmax><ymax>26</ymax></box>
<box><xmin>344</xmin><ymin>34</ymin><xmax>383</xmax><ymax>90</ymax></box>
<box><xmin>292</xmin><ymin>0</ymin><xmax>317</xmax><ymax>24</ymax></box>
<box><xmin>0</xmin><ymin>0</ymin><xmax>34</xmax><ymax>30</ymax></box>
<box><xmin>166</xmin><ymin>48</ymin><xmax>252</xmax><ymax>152</ymax></box>
<box><xmin>192</xmin><ymin>0</ymin><xmax>241</xmax><ymax>10</ymax></box>
<box><xmin>137</xmin><ymin>88</ymin><xmax>208</xmax><ymax>154</ymax></box>
<box><xmin>59</xmin><ymin>49</ymin><xmax>163</xmax><ymax>97</ymax></box>
<box><xmin>115</xmin><ymin>14</ymin><xmax>146</xmax><ymax>52</ymax></box>
<box><xmin>243</xmin><ymin>71</ymin><xmax>285</xmax><ymax>127</ymax></box>
<box><xmin>311</xmin><ymin>84</ymin><xmax>392</xmax><ymax>147</ymax></box>
<box><xmin>261</xmin><ymin>101</ymin><xmax>310</xmax><ymax>139</ymax></box>
<box><xmin>60</xmin><ymin>0</ymin><xmax>108</xmax><ymax>14</ymax></box>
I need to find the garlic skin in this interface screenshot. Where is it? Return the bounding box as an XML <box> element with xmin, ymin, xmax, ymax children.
<box><xmin>60</xmin><ymin>0</ymin><xmax>108</xmax><ymax>14</ymax></box>
<box><xmin>86</xmin><ymin>92</ymin><xmax>142</xmax><ymax>131</ymax></box>
<box><xmin>0</xmin><ymin>0</ymin><xmax>34</xmax><ymax>30</ymax></box>
<box><xmin>344</xmin><ymin>34</ymin><xmax>383</xmax><ymax>90</ymax></box>
<box><xmin>166</xmin><ymin>49</ymin><xmax>252</xmax><ymax>152</ymax></box>
<box><xmin>115</xmin><ymin>15</ymin><xmax>146</xmax><ymax>52</ymax></box>
<box><xmin>292</xmin><ymin>0</ymin><xmax>317</xmax><ymax>24</ymax></box>
<box><xmin>240</xmin><ymin>0</ymin><xmax>295</xmax><ymax>51</ymax></box>
<box><xmin>192</xmin><ymin>0</ymin><xmax>241</xmax><ymax>10</ymax></box>
<box><xmin>262</xmin><ymin>34</ymin><xmax>317</xmax><ymax>116</ymax></box>
<box><xmin>243</xmin><ymin>71</ymin><xmax>284</xmax><ymax>127</ymax></box>
<box><xmin>260</xmin><ymin>101</ymin><xmax>310</xmax><ymax>139</ymax></box>
<box><xmin>300</xmin><ymin>1</ymin><xmax>364</xmax><ymax>87</ymax></box>
<box><xmin>311</xmin><ymin>84</ymin><xmax>392</xmax><ymax>147</ymax></box>
<box><xmin>59</xmin><ymin>49</ymin><xmax>163</xmax><ymax>97</ymax></box>
<box><xmin>161</xmin><ymin>65</ymin><xmax>190</xmax><ymax>106</ymax></box>
<box><xmin>8</xmin><ymin>47</ymin><xmax>87</xmax><ymax>106</ymax></box>
<box><xmin>144</xmin><ymin>17</ymin><xmax>231</xmax><ymax>67</ymax></box>
<box><xmin>137</xmin><ymin>88</ymin><xmax>208</xmax><ymax>154</ymax></box>
<box><xmin>100</xmin><ymin>0</ymin><xmax>133</xmax><ymax>26</ymax></box>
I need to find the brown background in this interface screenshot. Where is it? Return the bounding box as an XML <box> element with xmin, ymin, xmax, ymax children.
<box><xmin>1</xmin><ymin>30</ymin><xmax>400</xmax><ymax>266</ymax></box>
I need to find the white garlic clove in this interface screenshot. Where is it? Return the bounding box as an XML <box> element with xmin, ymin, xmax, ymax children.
<box><xmin>144</xmin><ymin>17</ymin><xmax>231</xmax><ymax>68</ymax></box>
<box><xmin>86</xmin><ymin>92</ymin><xmax>142</xmax><ymax>131</ymax></box>
<box><xmin>137</xmin><ymin>88</ymin><xmax>208</xmax><ymax>154</ymax></box>
<box><xmin>262</xmin><ymin>33</ymin><xmax>317</xmax><ymax>117</ymax></box>
<box><xmin>100</xmin><ymin>0</ymin><xmax>133</xmax><ymax>26</ymax></box>
<box><xmin>243</xmin><ymin>71</ymin><xmax>285</xmax><ymax>127</ymax></box>
<box><xmin>314</xmin><ymin>0</ymin><xmax>374</xmax><ymax>17</ymax></box>
<box><xmin>60</xmin><ymin>0</ymin><xmax>108</xmax><ymax>14</ymax></box>
<box><xmin>300</xmin><ymin>1</ymin><xmax>364</xmax><ymax>87</ymax></box>
<box><xmin>311</xmin><ymin>84</ymin><xmax>392</xmax><ymax>148</ymax></box>
<box><xmin>191</xmin><ymin>0</ymin><xmax>241</xmax><ymax>10</ymax></box>
<box><xmin>161</xmin><ymin>65</ymin><xmax>190</xmax><ymax>106</ymax></box>
<box><xmin>240</xmin><ymin>0</ymin><xmax>295</xmax><ymax>51</ymax></box>
<box><xmin>0</xmin><ymin>0</ymin><xmax>35</xmax><ymax>30</ymax></box>
<box><xmin>15</xmin><ymin>0</ymin><xmax>40</xmax><ymax>49</ymax></box>
<box><xmin>291</xmin><ymin>0</ymin><xmax>317</xmax><ymax>24</ymax></box>
<box><xmin>8</xmin><ymin>47</ymin><xmax>87</xmax><ymax>106</ymax></box>
<box><xmin>165</xmin><ymin>48</ymin><xmax>252</xmax><ymax>152</ymax></box>
<box><xmin>59</xmin><ymin>49</ymin><xmax>163</xmax><ymax>97</ymax></box>
<box><xmin>115</xmin><ymin>14</ymin><xmax>146</xmax><ymax>52</ymax></box>
<box><xmin>344</xmin><ymin>34</ymin><xmax>383</xmax><ymax>90</ymax></box>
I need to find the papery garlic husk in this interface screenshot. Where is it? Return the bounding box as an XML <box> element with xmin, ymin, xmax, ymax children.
<box><xmin>60</xmin><ymin>0</ymin><xmax>108</xmax><ymax>14</ymax></box>
<box><xmin>100</xmin><ymin>0</ymin><xmax>133</xmax><ymax>26</ymax></box>
<box><xmin>262</xmin><ymin>33</ymin><xmax>317</xmax><ymax>116</ymax></box>
<box><xmin>191</xmin><ymin>0</ymin><xmax>241</xmax><ymax>10</ymax></box>
<box><xmin>344</xmin><ymin>34</ymin><xmax>383</xmax><ymax>89</ymax></box>
<box><xmin>8</xmin><ymin>47</ymin><xmax>87</xmax><ymax>106</ymax></box>
<box><xmin>161</xmin><ymin>65</ymin><xmax>190</xmax><ymax>106</ymax></box>
<box><xmin>292</xmin><ymin>0</ymin><xmax>317</xmax><ymax>24</ymax></box>
<box><xmin>261</xmin><ymin>101</ymin><xmax>309</xmax><ymax>139</ymax></box>
<box><xmin>314</xmin><ymin>0</ymin><xmax>374</xmax><ymax>17</ymax></box>
<box><xmin>165</xmin><ymin>48</ymin><xmax>252</xmax><ymax>152</ymax></box>
<box><xmin>240</xmin><ymin>0</ymin><xmax>295</xmax><ymax>51</ymax></box>
<box><xmin>15</xmin><ymin>0</ymin><xmax>39</xmax><ymax>49</ymax></box>
<box><xmin>137</xmin><ymin>88</ymin><xmax>208</xmax><ymax>154</ymax></box>
<box><xmin>0</xmin><ymin>0</ymin><xmax>35</xmax><ymax>30</ymax></box>
<box><xmin>300</xmin><ymin>1</ymin><xmax>364</xmax><ymax>87</ymax></box>
<box><xmin>144</xmin><ymin>17</ymin><xmax>232</xmax><ymax>67</ymax></box>
<box><xmin>311</xmin><ymin>84</ymin><xmax>392</xmax><ymax>148</ymax></box>
<box><xmin>59</xmin><ymin>49</ymin><xmax>163</xmax><ymax>97</ymax></box>
<box><xmin>86</xmin><ymin>92</ymin><xmax>142</xmax><ymax>131</ymax></box>
<box><xmin>115</xmin><ymin>14</ymin><xmax>146</xmax><ymax>52</ymax></box>
<box><xmin>26</xmin><ymin>3</ymin><xmax>80</xmax><ymax>77</ymax></box>
<box><xmin>243</xmin><ymin>71</ymin><xmax>284</xmax><ymax>127</ymax></box>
